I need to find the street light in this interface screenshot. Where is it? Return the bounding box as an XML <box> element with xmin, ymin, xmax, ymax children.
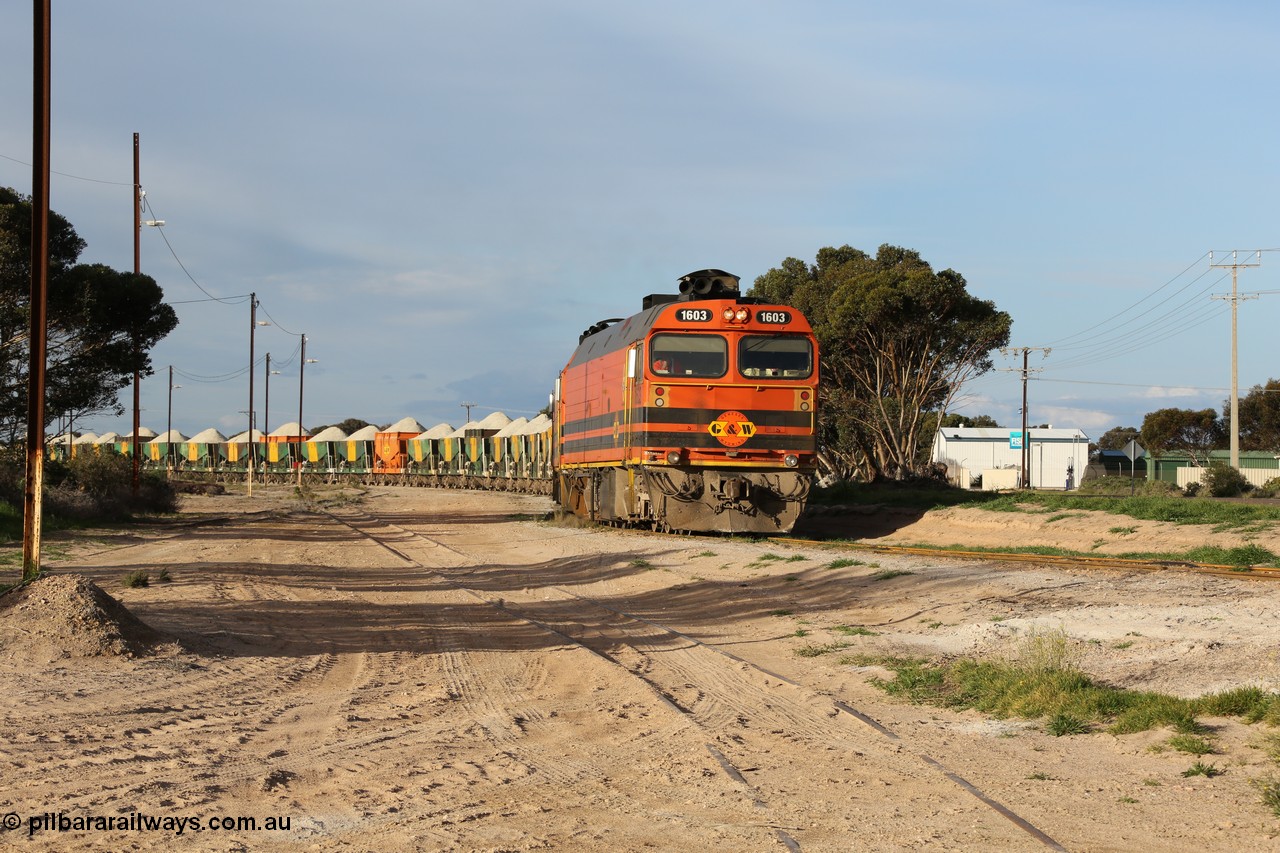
<box><xmin>297</xmin><ymin>333</ymin><xmax>318</xmax><ymax>485</ymax></box>
<box><xmin>246</xmin><ymin>293</ymin><xmax>269</xmax><ymax>496</ymax></box>
<box><xmin>131</xmin><ymin>139</ymin><xmax>165</xmax><ymax>496</ymax></box>
<box><xmin>166</xmin><ymin>365</ymin><xmax>182</xmax><ymax>475</ymax></box>
<box><xmin>264</xmin><ymin>352</ymin><xmax>281</xmax><ymax>438</ymax></box>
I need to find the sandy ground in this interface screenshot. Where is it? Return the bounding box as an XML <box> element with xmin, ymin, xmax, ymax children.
<box><xmin>2</xmin><ymin>486</ymin><xmax>1280</xmax><ymax>852</ymax></box>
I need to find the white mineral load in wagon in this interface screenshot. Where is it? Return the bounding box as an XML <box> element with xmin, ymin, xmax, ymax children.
<box><xmin>72</xmin><ymin>432</ymin><xmax>100</xmax><ymax>445</ymax></box>
<box><xmin>270</xmin><ymin>422</ymin><xmax>311</xmax><ymax>438</ymax></box>
<box><xmin>124</xmin><ymin>426</ymin><xmax>157</xmax><ymax>440</ymax></box>
<box><xmin>150</xmin><ymin>430</ymin><xmax>188</xmax><ymax>443</ymax></box>
<box><xmin>493</xmin><ymin>417</ymin><xmax>528</xmax><ymax>438</ymax></box>
<box><xmin>522</xmin><ymin>414</ymin><xmax>551</xmax><ymax>434</ymax></box>
<box><xmin>384</xmin><ymin>416</ymin><xmax>424</xmax><ymax>434</ymax></box>
<box><xmin>188</xmin><ymin>428</ymin><xmax>228</xmax><ymax>444</ymax></box>
<box><xmin>415</xmin><ymin>423</ymin><xmax>455</xmax><ymax>440</ymax></box>
<box><xmin>448</xmin><ymin>421</ymin><xmax>481</xmax><ymax>438</ymax></box>
<box><xmin>476</xmin><ymin>411</ymin><xmax>511</xmax><ymax>431</ymax></box>
<box><xmin>227</xmin><ymin>429</ymin><xmax>265</xmax><ymax>443</ymax></box>
<box><xmin>308</xmin><ymin>426</ymin><xmax>348</xmax><ymax>442</ymax></box>
<box><xmin>94</xmin><ymin>432</ymin><xmax>120</xmax><ymax>444</ymax></box>
<box><xmin>347</xmin><ymin>425</ymin><xmax>379</xmax><ymax>441</ymax></box>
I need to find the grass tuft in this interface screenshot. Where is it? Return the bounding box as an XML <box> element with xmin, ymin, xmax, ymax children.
<box><xmin>832</xmin><ymin>625</ymin><xmax>877</xmax><ymax>636</ymax></box>
<box><xmin>1181</xmin><ymin>761</ymin><xmax>1222</xmax><ymax>778</ymax></box>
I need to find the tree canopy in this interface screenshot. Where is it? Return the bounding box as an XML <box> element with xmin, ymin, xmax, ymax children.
<box><xmin>1140</xmin><ymin>407</ymin><xmax>1223</xmax><ymax>465</ymax></box>
<box><xmin>939</xmin><ymin>413</ymin><xmax>1001</xmax><ymax>429</ymax></box>
<box><xmin>1095</xmin><ymin>425</ymin><xmax>1140</xmax><ymax>452</ymax></box>
<box><xmin>1</xmin><ymin>187</ymin><xmax>178</xmax><ymax>443</ymax></box>
<box><xmin>751</xmin><ymin>244</ymin><xmax>1012</xmax><ymax>481</ymax></box>
<box><xmin>1231</xmin><ymin>379</ymin><xmax>1280</xmax><ymax>452</ymax></box>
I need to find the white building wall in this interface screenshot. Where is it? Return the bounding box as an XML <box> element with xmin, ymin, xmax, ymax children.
<box><xmin>932</xmin><ymin>428</ymin><xmax>1090</xmax><ymax>490</ymax></box>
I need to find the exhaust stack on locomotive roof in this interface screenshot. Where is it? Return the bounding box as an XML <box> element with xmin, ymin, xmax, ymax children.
<box><xmin>677</xmin><ymin>269</ymin><xmax>740</xmax><ymax>299</ymax></box>
<box><xmin>642</xmin><ymin>269</ymin><xmax>742</xmax><ymax>311</ymax></box>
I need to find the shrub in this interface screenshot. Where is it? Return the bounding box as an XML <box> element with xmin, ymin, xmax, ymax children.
<box><xmin>1256</xmin><ymin>477</ymin><xmax>1280</xmax><ymax>499</ymax></box>
<box><xmin>40</xmin><ymin>452</ymin><xmax>178</xmax><ymax>521</ymax></box>
<box><xmin>122</xmin><ymin>570</ymin><xmax>150</xmax><ymax>588</ymax></box>
<box><xmin>1202</xmin><ymin>463</ymin><xmax>1250</xmax><ymax>498</ymax></box>
<box><xmin>1075</xmin><ymin>476</ymin><xmax>1180</xmax><ymax>497</ymax></box>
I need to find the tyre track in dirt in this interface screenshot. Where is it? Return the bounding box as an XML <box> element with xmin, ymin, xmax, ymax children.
<box><xmin>330</xmin><ymin>506</ymin><xmax>1065</xmax><ymax>852</ymax></box>
<box><xmin>11</xmin><ymin>505</ymin><xmax>793</xmax><ymax>851</ymax></box>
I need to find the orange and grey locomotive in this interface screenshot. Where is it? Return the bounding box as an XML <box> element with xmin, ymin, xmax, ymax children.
<box><xmin>553</xmin><ymin>269</ymin><xmax>818</xmax><ymax>533</ymax></box>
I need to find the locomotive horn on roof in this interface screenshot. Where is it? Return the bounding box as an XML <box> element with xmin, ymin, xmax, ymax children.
<box><xmin>677</xmin><ymin>269</ymin><xmax>740</xmax><ymax>298</ymax></box>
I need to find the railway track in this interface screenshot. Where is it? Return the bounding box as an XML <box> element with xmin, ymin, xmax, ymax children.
<box><xmin>324</xmin><ymin>506</ymin><xmax>1069</xmax><ymax>851</ymax></box>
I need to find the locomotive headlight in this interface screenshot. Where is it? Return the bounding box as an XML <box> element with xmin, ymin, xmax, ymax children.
<box><xmin>734</xmin><ymin>308</ymin><xmax>750</xmax><ymax>322</ymax></box>
<box><xmin>784</xmin><ymin>454</ymin><xmax>799</xmax><ymax>468</ymax></box>
<box><xmin>722</xmin><ymin>307</ymin><xmax>736</xmax><ymax>321</ymax></box>
<box><xmin>665</xmin><ymin>450</ymin><xmax>682</xmax><ymax>465</ymax></box>
<box><xmin>654</xmin><ymin>397</ymin><xmax>666</xmax><ymax>407</ymax></box>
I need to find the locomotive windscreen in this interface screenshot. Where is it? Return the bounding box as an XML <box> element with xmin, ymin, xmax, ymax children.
<box><xmin>649</xmin><ymin>334</ymin><xmax>728</xmax><ymax>378</ymax></box>
<box><xmin>738</xmin><ymin>335</ymin><xmax>813</xmax><ymax>379</ymax></box>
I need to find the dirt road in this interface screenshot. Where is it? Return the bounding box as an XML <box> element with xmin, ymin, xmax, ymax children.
<box><xmin>2</xmin><ymin>487</ymin><xmax>1279</xmax><ymax>851</ymax></box>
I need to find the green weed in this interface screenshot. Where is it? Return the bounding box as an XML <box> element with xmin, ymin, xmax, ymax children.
<box><xmin>1181</xmin><ymin>762</ymin><xmax>1222</xmax><ymax>778</ymax></box>
<box><xmin>832</xmin><ymin>625</ymin><xmax>877</xmax><ymax>636</ymax></box>
<box><xmin>1167</xmin><ymin>734</ymin><xmax>1215</xmax><ymax>755</ymax></box>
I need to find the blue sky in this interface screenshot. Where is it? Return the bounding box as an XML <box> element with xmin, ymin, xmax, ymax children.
<box><xmin>2</xmin><ymin>1</ymin><xmax>1278</xmax><ymax>440</ymax></box>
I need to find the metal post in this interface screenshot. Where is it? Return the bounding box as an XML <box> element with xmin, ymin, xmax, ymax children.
<box><xmin>1210</xmin><ymin>250</ymin><xmax>1261</xmax><ymax>470</ymax></box>
<box><xmin>1020</xmin><ymin>349</ymin><xmax>1029</xmax><ymax>488</ymax></box>
<box><xmin>247</xmin><ymin>292</ymin><xmax>257</xmax><ymax>496</ymax></box>
<box><xmin>131</xmin><ymin>133</ymin><xmax>141</xmax><ymax>495</ymax></box>
<box><xmin>297</xmin><ymin>335</ymin><xmax>306</xmax><ymax>486</ymax></box>
<box><xmin>166</xmin><ymin>366</ymin><xmax>180</xmax><ymax>475</ymax></box>
<box><xmin>21</xmin><ymin>0</ymin><xmax>52</xmax><ymax>582</ymax></box>
<box><xmin>264</xmin><ymin>352</ymin><xmax>271</xmax><ymax>438</ymax></box>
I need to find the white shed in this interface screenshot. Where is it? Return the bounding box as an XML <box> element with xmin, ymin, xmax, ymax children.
<box><xmin>932</xmin><ymin>427</ymin><xmax>1089</xmax><ymax>491</ymax></box>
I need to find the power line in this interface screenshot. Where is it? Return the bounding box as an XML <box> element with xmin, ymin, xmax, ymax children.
<box><xmin>1031</xmin><ymin>377</ymin><xmax>1228</xmax><ymax>393</ymax></box>
<box><xmin>0</xmin><ymin>150</ymin><xmax>133</xmax><ymax>186</ymax></box>
<box><xmin>1044</xmin><ymin>252</ymin><xmax>1210</xmax><ymax>348</ymax></box>
<box><xmin>141</xmin><ymin>194</ymin><xmax>243</xmax><ymax>305</ymax></box>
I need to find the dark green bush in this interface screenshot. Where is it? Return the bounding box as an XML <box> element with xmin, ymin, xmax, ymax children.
<box><xmin>2</xmin><ymin>450</ymin><xmax>177</xmax><ymax>524</ymax></box>
<box><xmin>1202</xmin><ymin>463</ymin><xmax>1250</xmax><ymax>498</ymax></box>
